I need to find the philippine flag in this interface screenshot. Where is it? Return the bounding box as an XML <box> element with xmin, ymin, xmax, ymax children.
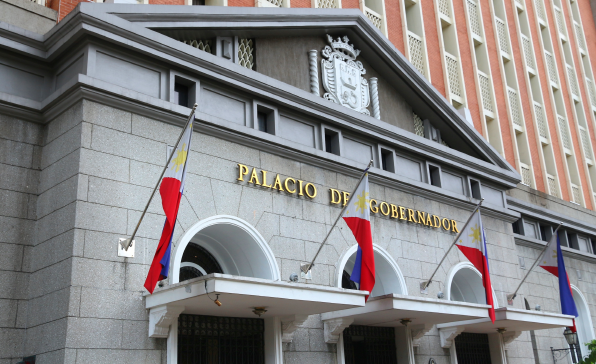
<box><xmin>344</xmin><ymin>172</ymin><xmax>375</xmax><ymax>301</ymax></box>
<box><xmin>144</xmin><ymin>116</ymin><xmax>194</xmax><ymax>294</ymax></box>
<box><xmin>538</xmin><ymin>235</ymin><xmax>578</xmax><ymax>320</ymax></box>
<box><xmin>455</xmin><ymin>210</ymin><xmax>495</xmax><ymax>323</ymax></box>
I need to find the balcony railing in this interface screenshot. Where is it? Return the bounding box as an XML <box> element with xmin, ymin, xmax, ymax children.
<box><xmin>534</xmin><ymin>0</ymin><xmax>547</xmax><ymax>24</ymax></box>
<box><xmin>557</xmin><ymin>114</ymin><xmax>572</xmax><ymax>151</ymax></box>
<box><xmin>445</xmin><ymin>52</ymin><xmax>463</xmax><ymax>101</ymax></box>
<box><xmin>580</xmin><ymin>126</ymin><xmax>593</xmax><ymax>162</ymax></box>
<box><xmin>520</xmin><ymin>163</ymin><xmax>532</xmax><ymax>186</ymax></box>
<box><xmin>555</xmin><ymin>6</ymin><xmax>566</xmax><ymax>38</ymax></box>
<box><xmin>572</xmin><ymin>184</ymin><xmax>582</xmax><ymax>205</ymax></box>
<box><xmin>574</xmin><ymin>21</ymin><xmax>587</xmax><ymax>53</ymax></box>
<box><xmin>478</xmin><ymin>70</ymin><xmax>494</xmax><ymax>114</ymax></box>
<box><xmin>547</xmin><ymin>174</ymin><xmax>558</xmax><ymax>197</ymax></box>
<box><xmin>586</xmin><ymin>78</ymin><xmax>596</xmax><ymax>108</ymax></box>
<box><xmin>521</xmin><ymin>34</ymin><xmax>536</xmax><ymax>72</ymax></box>
<box><xmin>567</xmin><ymin>64</ymin><xmax>580</xmax><ymax>99</ymax></box>
<box><xmin>545</xmin><ymin>50</ymin><xmax>558</xmax><ymax>87</ymax></box>
<box><xmin>438</xmin><ymin>0</ymin><xmax>451</xmax><ymax>19</ymax></box>
<box><xmin>534</xmin><ymin>102</ymin><xmax>549</xmax><ymax>140</ymax></box>
<box><xmin>467</xmin><ymin>0</ymin><xmax>482</xmax><ymax>39</ymax></box>
<box><xmin>508</xmin><ymin>87</ymin><xmax>523</xmax><ymax>128</ymax></box>
<box><xmin>365</xmin><ymin>7</ymin><xmax>383</xmax><ymax>31</ymax></box>
<box><xmin>413</xmin><ymin>113</ymin><xmax>424</xmax><ymax>137</ymax></box>
<box><xmin>495</xmin><ymin>17</ymin><xmax>510</xmax><ymax>55</ymax></box>
<box><xmin>407</xmin><ymin>32</ymin><xmax>425</xmax><ymax>75</ymax></box>
<box><xmin>316</xmin><ymin>0</ymin><xmax>339</xmax><ymax>8</ymax></box>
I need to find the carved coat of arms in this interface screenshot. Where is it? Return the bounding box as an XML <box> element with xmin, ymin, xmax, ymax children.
<box><xmin>321</xmin><ymin>35</ymin><xmax>371</xmax><ymax>116</ymax></box>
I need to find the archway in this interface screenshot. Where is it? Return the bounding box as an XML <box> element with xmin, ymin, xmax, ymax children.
<box><xmin>335</xmin><ymin>244</ymin><xmax>407</xmax><ymax>297</ymax></box>
<box><xmin>171</xmin><ymin>215</ymin><xmax>280</xmax><ymax>284</ymax></box>
<box><xmin>571</xmin><ymin>285</ymin><xmax>595</xmax><ymax>356</ymax></box>
<box><xmin>446</xmin><ymin>262</ymin><xmax>498</xmax><ymax>306</ymax></box>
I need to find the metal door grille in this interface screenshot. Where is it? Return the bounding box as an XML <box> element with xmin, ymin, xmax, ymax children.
<box><xmin>343</xmin><ymin>325</ymin><xmax>397</xmax><ymax>364</ymax></box>
<box><xmin>455</xmin><ymin>333</ymin><xmax>492</xmax><ymax>364</ymax></box>
<box><xmin>178</xmin><ymin>314</ymin><xmax>264</xmax><ymax>364</ymax></box>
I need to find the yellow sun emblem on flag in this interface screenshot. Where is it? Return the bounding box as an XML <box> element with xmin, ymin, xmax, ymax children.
<box><xmin>171</xmin><ymin>143</ymin><xmax>188</xmax><ymax>173</ymax></box>
<box><xmin>552</xmin><ymin>249</ymin><xmax>557</xmax><ymax>259</ymax></box>
<box><xmin>469</xmin><ymin>224</ymin><xmax>481</xmax><ymax>245</ymax></box>
<box><xmin>353</xmin><ymin>190</ymin><xmax>370</xmax><ymax>214</ymax></box>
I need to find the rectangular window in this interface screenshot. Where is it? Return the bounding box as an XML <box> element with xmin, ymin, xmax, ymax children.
<box><xmin>428</xmin><ymin>164</ymin><xmax>441</xmax><ymax>187</ymax></box>
<box><xmin>257</xmin><ymin>111</ymin><xmax>268</xmax><ymax>133</ymax></box>
<box><xmin>539</xmin><ymin>224</ymin><xmax>551</xmax><ymax>242</ymax></box>
<box><xmin>192</xmin><ymin>0</ymin><xmax>205</xmax><ymax>4</ymax></box>
<box><xmin>324</xmin><ymin>129</ymin><xmax>340</xmax><ymax>155</ymax></box>
<box><xmin>559</xmin><ymin>230</ymin><xmax>569</xmax><ymax>247</ymax></box>
<box><xmin>380</xmin><ymin>149</ymin><xmax>395</xmax><ymax>173</ymax></box>
<box><xmin>254</xmin><ymin>104</ymin><xmax>276</xmax><ymax>135</ymax></box>
<box><xmin>469</xmin><ymin>179</ymin><xmax>481</xmax><ymax>199</ymax></box>
<box><xmin>512</xmin><ymin>219</ymin><xmax>521</xmax><ymax>235</ymax></box>
<box><xmin>174</xmin><ymin>83</ymin><xmax>189</xmax><ymax>107</ymax></box>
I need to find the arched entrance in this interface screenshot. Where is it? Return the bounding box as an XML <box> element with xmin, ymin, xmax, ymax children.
<box><xmin>571</xmin><ymin>285</ymin><xmax>595</xmax><ymax>356</ymax></box>
<box><xmin>171</xmin><ymin>215</ymin><xmax>280</xmax><ymax>284</ymax></box>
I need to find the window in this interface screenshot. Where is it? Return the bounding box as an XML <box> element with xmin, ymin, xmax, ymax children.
<box><xmin>324</xmin><ymin>128</ymin><xmax>340</xmax><ymax>155</ymax></box>
<box><xmin>522</xmin><ymin>219</ymin><xmax>539</xmax><ymax>239</ymax></box>
<box><xmin>512</xmin><ymin>219</ymin><xmax>521</xmax><ymax>235</ymax></box>
<box><xmin>539</xmin><ymin>224</ymin><xmax>552</xmax><ymax>242</ymax></box>
<box><xmin>343</xmin><ymin>325</ymin><xmax>397</xmax><ymax>364</ymax></box>
<box><xmin>558</xmin><ymin>230</ymin><xmax>569</xmax><ymax>247</ymax></box>
<box><xmin>591</xmin><ymin>238</ymin><xmax>596</xmax><ymax>254</ymax></box>
<box><xmin>455</xmin><ymin>333</ymin><xmax>492</xmax><ymax>363</ymax></box>
<box><xmin>171</xmin><ymin>75</ymin><xmax>197</xmax><ymax>108</ymax></box>
<box><xmin>257</xmin><ymin>111</ymin><xmax>269</xmax><ymax>133</ymax></box>
<box><xmin>253</xmin><ymin>103</ymin><xmax>277</xmax><ymax>135</ymax></box>
<box><xmin>380</xmin><ymin>148</ymin><xmax>395</xmax><ymax>173</ymax></box>
<box><xmin>179</xmin><ymin>243</ymin><xmax>223</xmax><ymax>282</ymax></box>
<box><xmin>469</xmin><ymin>179</ymin><xmax>481</xmax><ymax>199</ymax></box>
<box><xmin>192</xmin><ymin>0</ymin><xmax>205</xmax><ymax>4</ymax></box>
<box><xmin>174</xmin><ymin>83</ymin><xmax>189</xmax><ymax>107</ymax></box>
<box><xmin>428</xmin><ymin>164</ymin><xmax>441</xmax><ymax>187</ymax></box>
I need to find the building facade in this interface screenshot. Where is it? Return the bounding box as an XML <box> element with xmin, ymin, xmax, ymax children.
<box><xmin>0</xmin><ymin>2</ymin><xmax>596</xmax><ymax>364</ymax></box>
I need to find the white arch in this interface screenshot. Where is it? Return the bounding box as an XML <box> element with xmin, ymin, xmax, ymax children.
<box><xmin>571</xmin><ymin>285</ymin><xmax>595</xmax><ymax>355</ymax></box>
<box><xmin>446</xmin><ymin>262</ymin><xmax>499</xmax><ymax>307</ymax></box>
<box><xmin>335</xmin><ymin>244</ymin><xmax>407</xmax><ymax>296</ymax></box>
<box><xmin>171</xmin><ymin>215</ymin><xmax>280</xmax><ymax>284</ymax></box>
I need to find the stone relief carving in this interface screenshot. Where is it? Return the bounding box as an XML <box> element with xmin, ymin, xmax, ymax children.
<box><xmin>321</xmin><ymin>35</ymin><xmax>371</xmax><ymax>116</ymax></box>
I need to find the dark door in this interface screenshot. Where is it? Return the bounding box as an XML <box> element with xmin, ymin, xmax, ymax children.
<box><xmin>343</xmin><ymin>325</ymin><xmax>398</xmax><ymax>364</ymax></box>
<box><xmin>455</xmin><ymin>332</ymin><xmax>492</xmax><ymax>364</ymax></box>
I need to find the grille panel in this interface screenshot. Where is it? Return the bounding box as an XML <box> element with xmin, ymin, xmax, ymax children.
<box><xmin>455</xmin><ymin>333</ymin><xmax>492</xmax><ymax>364</ymax></box>
<box><xmin>343</xmin><ymin>325</ymin><xmax>397</xmax><ymax>364</ymax></box>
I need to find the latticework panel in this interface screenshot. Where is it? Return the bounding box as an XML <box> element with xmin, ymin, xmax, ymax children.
<box><xmin>365</xmin><ymin>8</ymin><xmax>383</xmax><ymax>30</ymax></box>
<box><xmin>572</xmin><ymin>184</ymin><xmax>582</xmax><ymax>204</ymax></box>
<box><xmin>547</xmin><ymin>175</ymin><xmax>558</xmax><ymax>197</ymax></box>
<box><xmin>478</xmin><ymin>72</ymin><xmax>493</xmax><ymax>113</ymax></box>
<box><xmin>587</xmin><ymin>79</ymin><xmax>596</xmax><ymax>108</ymax></box>
<box><xmin>555</xmin><ymin>7</ymin><xmax>565</xmax><ymax>35</ymax></box>
<box><xmin>508</xmin><ymin>88</ymin><xmax>523</xmax><ymax>127</ymax></box>
<box><xmin>521</xmin><ymin>165</ymin><xmax>532</xmax><ymax>186</ymax></box>
<box><xmin>183</xmin><ymin>39</ymin><xmax>213</xmax><ymax>53</ymax></box>
<box><xmin>545</xmin><ymin>51</ymin><xmax>558</xmax><ymax>85</ymax></box>
<box><xmin>575</xmin><ymin>22</ymin><xmax>587</xmax><ymax>51</ymax></box>
<box><xmin>580</xmin><ymin>127</ymin><xmax>593</xmax><ymax>160</ymax></box>
<box><xmin>413</xmin><ymin>113</ymin><xmax>424</xmax><ymax>137</ymax></box>
<box><xmin>522</xmin><ymin>35</ymin><xmax>535</xmax><ymax>70</ymax></box>
<box><xmin>438</xmin><ymin>0</ymin><xmax>451</xmax><ymax>18</ymax></box>
<box><xmin>445</xmin><ymin>53</ymin><xmax>462</xmax><ymax>97</ymax></box>
<box><xmin>567</xmin><ymin>65</ymin><xmax>580</xmax><ymax>97</ymax></box>
<box><xmin>467</xmin><ymin>0</ymin><xmax>482</xmax><ymax>38</ymax></box>
<box><xmin>265</xmin><ymin>0</ymin><xmax>283</xmax><ymax>5</ymax></box>
<box><xmin>238</xmin><ymin>39</ymin><xmax>255</xmax><ymax>70</ymax></box>
<box><xmin>496</xmin><ymin>17</ymin><xmax>510</xmax><ymax>54</ymax></box>
<box><xmin>408</xmin><ymin>32</ymin><xmax>425</xmax><ymax>75</ymax></box>
<box><xmin>317</xmin><ymin>0</ymin><xmax>338</xmax><ymax>8</ymax></box>
<box><xmin>535</xmin><ymin>0</ymin><xmax>547</xmax><ymax>23</ymax></box>
<box><xmin>534</xmin><ymin>103</ymin><xmax>548</xmax><ymax>139</ymax></box>
<box><xmin>558</xmin><ymin>115</ymin><xmax>572</xmax><ymax>150</ymax></box>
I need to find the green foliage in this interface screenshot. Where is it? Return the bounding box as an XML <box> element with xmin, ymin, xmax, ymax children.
<box><xmin>578</xmin><ymin>340</ymin><xmax>596</xmax><ymax>364</ymax></box>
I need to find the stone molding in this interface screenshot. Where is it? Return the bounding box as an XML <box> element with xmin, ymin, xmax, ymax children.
<box><xmin>439</xmin><ymin>326</ymin><xmax>464</xmax><ymax>348</ymax></box>
<box><xmin>148</xmin><ymin>305</ymin><xmax>185</xmax><ymax>338</ymax></box>
<box><xmin>411</xmin><ymin>323</ymin><xmax>434</xmax><ymax>347</ymax></box>
<box><xmin>323</xmin><ymin>317</ymin><xmax>354</xmax><ymax>344</ymax></box>
<box><xmin>281</xmin><ymin>314</ymin><xmax>309</xmax><ymax>343</ymax></box>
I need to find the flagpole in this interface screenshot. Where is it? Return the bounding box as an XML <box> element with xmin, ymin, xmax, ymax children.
<box><xmin>120</xmin><ymin>104</ymin><xmax>198</xmax><ymax>251</ymax></box>
<box><xmin>506</xmin><ymin>223</ymin><xmax>563</xmax><ymax>304</ymax></box>
<box><xmin>420</xmin><ymin>198</ymin><xmax>484</xmax><ymax>292</ymax></box>
<box><xmin>300</xmin><ymin>159</ymin><xmax>374</xmax><ymax>274</ymax></box>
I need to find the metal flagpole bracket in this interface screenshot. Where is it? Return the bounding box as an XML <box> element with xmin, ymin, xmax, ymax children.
<box><xmin>118</xmin><ymin>238</ymin><xmax>135</xmax><ymax>257</ymax></box>
<box><xmin>300</xmin><ymin>263</ymin><xmax>312</xmax><ymax>279</ymax></box>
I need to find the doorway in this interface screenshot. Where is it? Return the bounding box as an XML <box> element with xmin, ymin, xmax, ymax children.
<box><xmin>343</xmin><ymin>325</ymin><xmax>397</xmax><ymax>364</ymax></box>
<box><xmin>454</xmin><ymin>332</ymin><xmax>492</xmax><ymax>364</ymax></box>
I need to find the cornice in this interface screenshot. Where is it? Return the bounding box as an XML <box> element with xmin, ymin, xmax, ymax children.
<box><xmin>514</xmin><ymin>235</ymin><xmax>596</xmax><ymax>264</ymax></box>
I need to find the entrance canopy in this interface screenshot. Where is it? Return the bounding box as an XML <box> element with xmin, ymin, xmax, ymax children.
<box><xmin>437</xmin><ymin>307</ymin><xmax>574</xmax><ymax>333</ymax></box>
<box><xmin>146</xmin><ymin>273</ymin><xmax>367</xmax><ymax>338</ymax></box>
<box><xmin>321</xmin><ymin>293</ymin><xmax>491</xmax><ymax>327</ymax></box>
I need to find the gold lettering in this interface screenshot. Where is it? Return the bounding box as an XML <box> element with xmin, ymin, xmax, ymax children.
<box><xmin>298</xmin><ymin>180</ymin><xmax>304</xmax><ymax>196</ymax></box>
<box><xmin>432</xmin><ymin>215</ymin><xmax>441</xmax><ymax>228</ymax></box>
<box><xmin>442</xmin><ymin>218</ymin><xmax>451</xmax><ymax>231</ymax></box>
<box><xmin>237</xmin><ymin>164</ymin><xmax>249</xmax><ymax>181</ymax></box>
<box><xmin>284</xmin><ymin>178</ymin><xmax>296</xmax><ymax>193</ymax></box>
<box><xmin>248</xmin><ymin>168</ymin><xmax>261</xmax><ymax>185</ymax></box>
<box><xmin>426</xmin><ymin>214</ymin><xmax>433</xmax><ymax>226</ymax></box>
<box><xmin>399</xmin><ymin>206</ymin><xmax>407</xmax><ymax>220</ymax></box>
<box><xmin>451</xmin><ymin>220</ymin><xmax>460</xmax><ymax>233</ymax></box>
<box><xmin>330</xmin><ymin>189</ymin><xmax>341</xmax><ymax>204</ymax></box>
<box><xmin>380</xmin><ymin>202</ymin><xmax>390</xmax><ymax>216</ymax></box>
<box><xmin>261</xmin><ymin>170</ymin><xmax>272</xmax><ymax>188</ymax></box>
<box><xmin>342</xmin><ymin>192</ymin><xmax>350</xmax><ymax>207</ymax></box>
<box><xmin>305</xmin><ymin>183</ymin><xmax>317</xmax><ymax>198</ymax></box>
<box><xmin>272</xmin><ymin>174</ymin><xmax>284</xmax><ymax>191</ymax></box>
<box><xmin>417</xmin><ymin>211</ymin><xmax>427</xmax><ymax>225</ymax></box>
<box><xmin>408</xmin><ymin>209</ymin><xmax>417</xmax><ymax>223</ymax></box>
<box><xmin>391</xmin><ymin>204</ymin><xmax>399</xmax><ymax>218</ymax></box>
<box><xmin>370</xmin><ymin>199</ymin><xmax>378</xmax><ymax>213</ymax></box>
